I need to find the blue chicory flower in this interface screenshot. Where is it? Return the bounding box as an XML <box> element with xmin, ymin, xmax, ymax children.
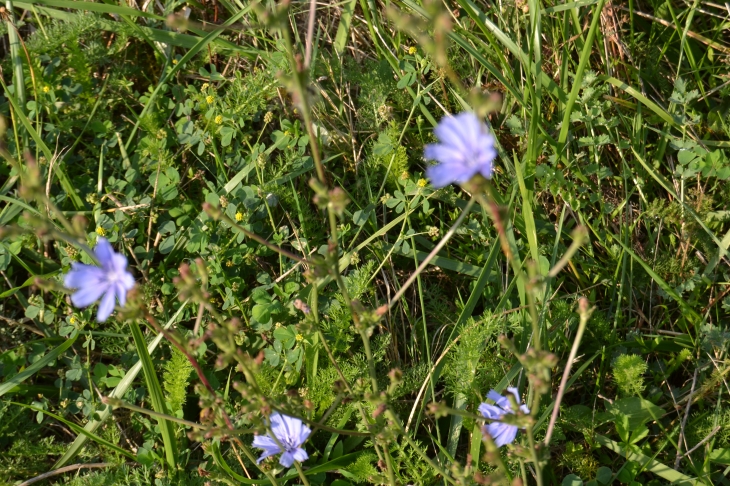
<box><xmin>253</xmin><ymin>412</ymin><xmax>311</xmax><ymax>467</ymax></box>
<box><xmin>478</xmin><ymin>387</ymin><xmax>530</xmax><ymax>447</ymax></box>
<box><xmin>63</xmin><ymin>237</ymin><xmax>135</xmax><ymax>322</ymax></box>
<box><xmin>424</xmin><ymin>112</ymin><xmax>497</xmax><ymax>188</ymax></box>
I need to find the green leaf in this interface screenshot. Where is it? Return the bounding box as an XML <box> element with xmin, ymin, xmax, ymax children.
<box><xmin>372</xmin><ymin>132</ymin><xmax>394</xmax><ymax>156</ymax></box>
<box><xmin>606</xmin><ymin>397</ymin><xmax>664</xmax><ymax>430</ymax></box>
<box><xmin>352</xmin><ymin>204</ymin><xmax>374</xmax><ymax>226</ymax></box>
<box><xmin>158</xmin><ymin>221</ymin><xmax>176</xmax><ymax>235</ymax></box>
<box><xmin>220</xmin><ymin>126</ymin><xmax>235</xmax><ymax>147</ymax></box>
<box><xmin>252</xmin><ymin>304</ymin><xmax>271</xmax><ymax>325</ymax></box>
<box><xmin>616</xmin><ymin>460</ymin><xmax>640</xmax><ymax>484</ymax></box>
<box><xmin>710</xmin><ymin>448</ymin><xmax>730</xmax><ymax>464</ymax></box>
<box><xmin>159</xmin><ymin>235</ymin><xmax>176</xmax><ymax>255</ymax></box>
<box><xmin>562</xmin><ymin>474</ymin><xmax>583</xmax><ymax>486</ymax></box>
<box><xmin>596</xmin><ymin>467</ymin><xmax>613</xmax><ymax>484</ymax></box>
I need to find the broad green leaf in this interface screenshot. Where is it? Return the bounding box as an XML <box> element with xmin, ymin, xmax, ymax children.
<box><xmin>605</xmin><ymin>397</ymin><xmax>664</xmax><ymax>430</ymax></box>
<box><xmin>562</xmin><ymin>474</ymin><xmax>583</xmax><ymax>486</ymax></box>
<box><xmin>710</xmin><ymin>448</ymin><xmax>730</xmax><ymax>464</ymax></box>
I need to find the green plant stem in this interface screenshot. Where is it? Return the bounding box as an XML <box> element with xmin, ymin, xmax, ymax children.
<box><xmin>6</xmin><ymin>0</ymin><xmax>26</xmax><ymax>148</ymax></box>
<box><xmin>388</xmin><ymin>197</ymin><xmax>476</xmax><ymax>309</ymax></box>
<box><xmin>276</xmin><ymin>9</ymin><xmax>399</xmax><ymax>482</ymax></box>
<box><xmin>526</xmin><ymin>424</ymin><xmax>543</xmax><ymax>486</ymax></box>
<box><xmin>237</xmin><ymin>441</ymin><xmax>281</xmax><ymax>486</ymax></box>
<box><xmin>294</xmin><ymin>461</ymin><xmax>311</xmax><ymax>486</ymax></box>
<box><xmin>544</xmin><ymin>301</ymin><xmax>592</xmax><ymax>445</ymax></box>
<box><xmin>359</xmin><ymin>329</ymin><xmax>379</xmax><ymax>393</ymax></box>
<box><xmin>106</xmin><ymin>398</ymin><xmax>253</xmax><ymax>433</ymax></box>
<box><xmin>311</xmin><ymin>285</ymin><xmax>389</xmax><ymax>468</ymax></box>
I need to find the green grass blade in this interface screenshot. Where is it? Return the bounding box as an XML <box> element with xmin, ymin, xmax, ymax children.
<box><xmin>334</xmin><ymin>0</ymin><xmax>356</xmax><ymax>55</ymax></box>
<box><xmin>557</xmin><ymin>0</ymin><xmax>606</xmax><ymax>147</ymax></box>
<box><xmin>53</xmin><ymin>302</ymin><xmax>188</xmax><ymax>468</ymax></box>
<box><xmin>515</xmin><ymin>156</ymin><xmax>540</xmax><ymax>265</ymax></box>
<box><xmin>129</xmin><ymin>320</ymin><xmax>178</xmax><ymax>472</ymax></box>
<box><xmin>20</xmin><ymin>0</ymin><xmax>164</xmax><ymax>18</ymax></box>
<box><xmin>6</xmin><ymin>0</ymin><xmax>26</xmax><ymax>145</ymax></box>
<box><xmin>450</xmin><ymin>0</ymin><xmax>567</xmax><ymax>103</ymax></box>
<box><xmin>543</xmin><ymin>0</ymin><xmax>599</xmax><ymax>13</ymax></box>
<box><xmin>11</xmin><ymin>402</ymin><xmax>136</xmax><ymax>460</ymax></box>
<box><xmin>18</xmin><ymin>3</ymin><xmax>254</xmax><ymax>53</ymax></box>
<box><xmin>600</xmin><ymin>75</ymin><xmax>676</xmax><ymax>127</ymax></box>
<box><xmin>0</xmin><ymin>332</ymin><xmax>77</xmax><ymax>397</ymax></box>
<box><xmin>595</xmin><ymin>434</ymin><xmax>699</xmax><ymax>485</ymax></box>
<box><xmin>210</xmin><ymin>441</ymin><xmax>363</xmax><ymax>485</ymax></box>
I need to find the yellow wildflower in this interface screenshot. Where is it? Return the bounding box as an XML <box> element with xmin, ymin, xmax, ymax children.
<box><xmin>95</xmin><ymin>227</ymin><xmax>106</xmax><ymax>237</ymax></box>
<box><xmin>235</xmin><ymin>212</ymin><xmax>243</xmax><ymax>222</ymax></box>
<box><xmin>201</xmin><ymin>83</ymin><xmax>209</xmax><ymax>91</ymax></box>
<box><xmin>214</xmin><ymin>115</ymin><xmax>223</xmax><ymax>124</ymax></box>
<box><xmin>408</xmin><ymin>46</ymin><xmax>417</xmax><ymax>55</ymax></box>
<box><xmin>417</xmin><ymin>178</ymin><xmax>427</xmax><ymax>188</ymax></box>
<box><xmin>205</xmin><ymin>95</ymin><xmax>215</xmax><ymax>104</ymax></box>
<box><xmin>42</xmin><ymin>85</ymin><xmax>50</xmax><ymax>93</ymax></box>
<box><xmin>69</xmin><ymin>316</ymin><xmax>77</xmax><ymax>325</ymax></box>
<box><xmin>172</xmin><ymin>59</ymin><xmax>178</xmax><ymax>65</ymax></box>
<box><xmin>295</xmin><ymin>334</ymin><xmax>304</xmax><ymax>342</ymax></box>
